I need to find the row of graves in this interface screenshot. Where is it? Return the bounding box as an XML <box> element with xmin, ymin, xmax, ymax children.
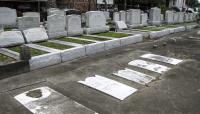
<box><xmin>0</xmin><ymin>7</ymin><xmax>198</xmax><ymax>76</ymax></box>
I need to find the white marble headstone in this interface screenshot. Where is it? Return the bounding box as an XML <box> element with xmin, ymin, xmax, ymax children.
<box><xmin>66</xmin><ymin>15</ymin><xmax>83</xmax><ymax>36</ymax></box>
<box><xmin>14</xmin><ymin>87</ymin><xmax>97</xmax><ymax>114</ymax></box>
<box><xmin>178</xmin><ymin>12</ymin><xmax>184</xmax><ymax>23</ymax></box>
<box><xmin>23</xmin><ymin>12</ymin><xmax>40</xmax><ymax>21</ymax></box>
<box><xmin>17</xmin><ymin>16</ymin><xmax>40</xmax><ymax>30</ymax></box>
<box><xmin>119</xmin><ymin>11</ymin><xmax>126</xmax><ymax>22</ymax></box>
<box><xmin>0</xmin><ymin>31</ymin><xmax>25</xmax><ymax>47</ymax></box>
<box><xmin>104</xmin><ymin>11</ymin><xmax>110</xmax><ymax>20</ymax></box>
<box><xmin>165</xmin><ymin>10</ymin><xmax>174</xmax><ymax>24</ymax></box>
<box><xmin>140</xmin><ymin>13</ymin><xmax>148</xmax><ymax>26</ymax></box>
<box><xmin>113</xmin><ymin>12</ymin><xmax>120</xmax><ymax>22</ymax></box>
<box><xmin>79</xmin><ymin>75</ymin><xmax>137</xmax><ymax>100</ymax></box>
<box><xmin>173</xmin><ymin>12</ymin><xmax>179</xmax><ymax>23</ymax></box>
<box><xmin>23</xmin><ymin>27</ymin><xmax>48</xmax><ymax>43</ymax></box>
<box><xmin>0</xmin><ymin>7</ymin><xmax>17</xmax><ymax>28</ymax></box>
<box><xmin>149</xmin><ymin>7</ymin><xmax>161</xmax><ymax>25</ymax></box>
<box><xmin>115</xmin><ymin>21</ymin><xmax>128</xmax><ymax>31</ymax></box>
<box><xmin>127</xmin><ymin>9</ymin><xmax>141</xmax><ymax>28</ymax></box>
<box><xmin>47</xmin><ymin>14</ymin><xmax>67</xmax><ymax>38</ymax></box>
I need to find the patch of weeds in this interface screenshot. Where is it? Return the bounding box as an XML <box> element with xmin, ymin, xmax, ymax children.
<box><xmin>79</xmin><ymin>36</ymin><xmax>111</xmax><ymax>41</ymax></box>
<box><xmin>141</xmin><ymin>27</ymin><xmax>165</xmax><ymax>31</ymax></box>
<box><xmin>37</xmin><ymin>41</ymin><xmax>73</xmax><ymax>50</ymax></box>
<box><xmin>96</xmin><ymin>32</ymin><xmax>129</xmax><ymax>38</ymax></box>
<box><xmin>58</xmin><ymin>37</ymin><xmax>94</xmax><ymax>44</ymax></box>
<box><xmin>9</xmin><ymin>46</ymin><xmax>48</xmax><ymax>57</ymax></box>
<box><xmin>4</xmin><ymin>28</ymin><xmax>12</xmax><ymax>31</ymax></box>
<box><xmin>0</xmin><ymin>54</ymin><xmax>15</xmax><ymax>64</ymax></box>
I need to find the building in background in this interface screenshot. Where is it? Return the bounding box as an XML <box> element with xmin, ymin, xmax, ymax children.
<box><xmin>169</xmin><ymin>0</ymin><xmax>186</xmax><ymax>11</ymax></box>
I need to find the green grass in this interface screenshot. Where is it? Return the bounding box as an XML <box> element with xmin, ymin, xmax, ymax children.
<box><xmin>0</xmin><ymin>54</ymin><xmax>15</xmax><ymax>64</ymax></box>
<box><xmin>57</xmin><ymin>37</ymin><xmax>94</xmax><ymax>44</ymax></box>
<box><xmin>36</xmin><ymin>41</ymin><xmax>73</xmax><ymax>50</ymax></box>
<box><xmin>96</xmin><ymin>32</ymin><xmax>129</xmax><ymax>38</ymax></box>
<box><xmin>4</xmin><ymin>28</ymin><xmax>12</xmax><ymax>31</ymax></box>
<box><xmin>161</xmin><ymin>24</ymin><xmax>178</xmax><ymax>28</ymax></box>
<box><xmin>141</xmin><ymin>27</ymin><xmax>165</xmax><ymax>31</ymax></box>
<box><xmin>79</xmin><ymin>36</ymin><xmax>111</xmax><ymax>41</ymax></box>
<box><xmin>9</xmin><ymin>46</ymin><xmax>48</xmax><ymax>57</ymax></box>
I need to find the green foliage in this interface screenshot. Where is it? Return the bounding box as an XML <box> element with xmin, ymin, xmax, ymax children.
<box><xmin>58</xmin><ymin>37</ymin><xmax>94</xmax><ymax>44</ymax></box>
<box><xmin>37</xmin><ymin>41</ymin><xmax>73</xmax><ymax>50</ymax></box>
<box><xmin>0</xmin><ymin>54</ymin><xmax>15</xmax><ymax>64</ymax></box>
<box><xmin>96</xmin><ymin>32</ymin><xmax>129</xmax><ymax>38</ymax></box>
<box><xmin>79</xmin><ymin>36</ymin><xmax>111</xmax><ymax>41</ymax></box>
<box><xmin>9</xmin><ymin>46</ymin><xmax>48</xmax><ymax>57</ymax></box>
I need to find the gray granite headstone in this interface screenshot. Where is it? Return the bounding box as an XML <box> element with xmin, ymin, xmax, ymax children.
<box><xmin>113</xmin><ymin>12</ymin><xmax>120</xmax><ymax>22</ymax></box>
<box><xmin>178</xmin><ymin>12</ymin><xmax>184</xmax><ymax>23</ymax></box>
<box><xmin>127</xmin><ymin>9</ymin><xmax>141</xmax><ymax>28</ymax></box>
<box><xmin>165</xmin><ymin>10</ymin><xmax>174</xmax><ymax>24</ymax></box>
<box><xmin>0</xmin><ymin>7</ymin><xmax>17</xmax><ymax>28</ymax></box>
<box><xmin>0</xmin><ymin>31</ymin><xmax>25</xmax><ymax>47</ymax></box>
<box><xmin>17</xmin><ymin>16</ymin><xmax>40</xmax><ymax>30</ymax></box>
<box><xmin>149</xmin><ymin>7</ymin><xmax>161</xmax><ymax>25</ymax></box>
<box><xmin>184</xmin><ymin>13</ymin><xmax>189</xmax><ymax>22</ymax></box>
<box><xmin>66</xmin><ymin>15</ymin><xmax>83</xmax><ymax>36</ymax></box>
<box><xmin>23</xmin><ymin>27</ymin><xmax>48</xmax><ymax>43</ymax></box>
<box><xmin>47</xmin><ymin>14</ymin><xmax>67</xmax><ymax>38</ymax></box>
<box><xmin>173</xmin><ymin>12</ymin><xmax>179</xmax><ymax>23</ymax></box>
<box><xmin>84</xmin><ymin>11</ymin><xmax>109</xmax><ymax>34</ymax></box>
<box><xmin>119</xmin><ymin>11</ymin><xmax>126</xmax><ymax>22</ymax></box>
<box><xmin>140</xmin><ymin>13</ymin><xmax>148</xmax><ymax>26</ymax></box>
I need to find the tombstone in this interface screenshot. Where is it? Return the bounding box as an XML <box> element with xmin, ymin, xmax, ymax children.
<box><xmin>0</xmin><ymin>31</ymin><xmax>25</xmax><ymax>47</ymax></box>
<box><xmin>126</xmin><ymin>11</ymin><xmax>130</xmax><ymax>24</ymax></box>
<box><xmin>66</xmin><ymin>15</ymin><xmax>83</xmax><ymax>36</ymax></box>
<box><xmin>184</xmin><ymin>13</ymin><xmax>189</xmax><ymax>22</ymax></box>
<box><xmin>48</xmin><ymin>10</ymin><xmax>65</xmax><ymax>16</ymax></box>
<box><xmin>23</xmin><ymin>12</ymin><xmax>40</xmax><ymax>21</ymax></box>
<box><xmin>0</xmin><ymin>25</ymin><xmax>3</xmax><ymax>33</ymax></box>
<box><xmin>165</xmin><ymin>10</ymin><xmax>174</xmax><ymax>24</ymax></box>
<box><xmin>23</xmin><ymin>27</ymin><xmax>48</xmax><ymax>43</ymax></box>
<box><xmin>149</xmin><ymin>7</ymin><xmax>161</xmax><ymax>25</ymax></box>
<box><xmin>140</xmin><ymin>13</ymin><xmax>148</xmax><ymax>26</ymax></box>
<box><xmin>17</xmin><ymin>16</ymin><xmax>40</xmax><ymax>30</ymax></box>
<box><xmin>193</xmin><ymin>13</ymin><xmax>197</xmax><ymax>21</ymax></box>
<box><xmin>104</xmin><ymin>11</ymin><xmax>110</xmax><ymax>20</ymax></box>
<box><xmin>173</xmin><ymin>12</ymin><xmax>179</xmax><ymax>23</ymax></box>
<box><xmin>115</xmin><ymin>21</ymin><xmax>128</xmax><ymax>31</ymax></box>
<box><xmin>47</xmin><ymin>8</ymin><xmax>59</xmax><ymax>15</ymax></box>
<box><xmin>160</xmin><ymin>14</ymin><xmax>164</xmax><ymax>23</ymax></box>
<box><xmin>47</xmin><ymin>14</ymin><xmax>67</xmax><ymax>38</ymax></box>
<box><xmin>0</xmin><ymin>7</ymin><xmax>17</xmax><ymax>28</ymax></box>
<box><xmin>188</xmin><ymin>13</ymin><xmax>193</xmax><ymax>22</ymax></box>
<box><xmin>119</xmin><ymin>11</ymin><xmax>126</xmax><ymax>22</ymax></box>
<box><xmin>113</xmin><ymin>12</ymin><xmax>120</xmax><ymax>22</ymax></box>
<box><xmin>127</xmin><ymin>9</ymin><xmax>141</xmax><ymax>28</ymax></box>
<box><xmin>84</xmin><ymin>11</ymin><xmax>109</xmax><ymax>34</ymax></box>
<box><xmin>178</xmin><ymin>12</ymin><xmax>184</xmax><ymax>23</ymax></box>
<box><xmin>81</xmin><ymin>13</ymin><xmax>86</xmax><ymax>24</ymax></box>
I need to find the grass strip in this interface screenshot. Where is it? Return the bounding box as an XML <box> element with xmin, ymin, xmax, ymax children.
<box><xmin>0</xmin><ymin>54</ymin><xmax>15</xmax><ymax>64</ymax></box>
<box><xmin>37</xmin><ymin>41</ymin><xmax>73</xmax><ymax>50</ymax></box>
<box><xmin>58</xmin><ymin>37</ymin><xmax>94</xmax><ymax>44</ymax></box>
<box><xmin>79</xmin><ymin>36</ymin><xmax>111</xmax><ymax>41</ymax></box>
<box><xmin>96</xmin><ymin>32</ymin><xmax>129</xmax><ymax>38</ymax></box>
<box><xmin>9</xmin><ymin>46</ymin><xmax>48</xmax><ymax>57</ymax></box>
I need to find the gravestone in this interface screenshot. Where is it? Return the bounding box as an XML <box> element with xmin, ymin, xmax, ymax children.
<box><xmin>23</xmin><ymin>12</ymin><xmax>40</xmax><ymax>21</ymax></box>
<box><xmin>119</xmin><ymin>11</ymin><xmax>126</xmax><ymax>22</ymax></box>
<box><xmin>140</xmin><ymin>13</ymin><xmax>148</xmax><ymax>26</ymax></box>
<box><xmin>0</xmin><ymin>25</ymin><xmax>3</xmax><ymax>33</ymax></box>
<box><xmin>23</xmin><ymin>27</ymin><xmax>48</xmax><ymax>43</ymax></box>
<box><xmin>0</xmin><ymin>7</ymin><xmax>17</xmax><ymax>28</ymax></box>
<box><xmin>104</xmin><ymin>11</ymin><xmax>110</xmax><ymax>20</ymax></box>
<box><xmin>47</xmin><ymin>8</ymin><xmax>59</xmax><ymax>15</ymax></box>
<box><xmin>48</xmin><ymin>10</ymin><xmax>65</xmax><ymax>16</ymax></box>
<box><xmin>81</xmin><ymin>13</ymin><xmax>86</xmax><ymax>24</ymax></box>
<box><xmin>188</xmin><ymin>13</ymin><xmax>193</xmax><ymax>22</ymax></box>
<box><xmin>184</xmin><ymin>13</ymin><xmax>189</xmax><ymax>22</ymax></box>
<box><xmin>127</xmin><ymin>9</ymin><xmax>141</xmax><ymax>28</ymax></box>
<box><xmin>66</xmin><ymin>15</ymin><xmax>83</xmax><ymax>36</ymax></box>
<box><xmin>126</xmin><ymin>11</ymin><xmax>130</xmax><ymax>24</ymax></box>
<box><xmin>178</xmin><ymin>12</ymin><xmax>184</xmax><ymax>23</ymax></box>
<box><xmin>115</xmin><ymin>21</ymin><xmax>128</xmax><ymax>31</ymax></box>
<box><xmin>17</xmin><ymin>16</ymin><xmax>40</xmax><ymax>30</ymax></box>
<box><xmin>47</xmin><ymin>14</ymin><xmax>67</xmax><ymax>38</ymax></box>
<box><xmin>84</xmin><ymin>11</ymin><xmax>109</xmax><ymax>34</ymax></box>
<box><xmin>173</xmin><ymin>12</ymin><xmax>179</xmax><ymax>23</ymax></box>
<box><xmin>160</xmin><ymin>14</ymin><xmax>164</xmax><ymax>22</ymax></box>
<box><xmin>0</xmin><ymin>31</ymin><xmax>25</xmax><ymax>47</ymax></box>
<box><xmin>113</xmin><ymin>12</ymin><xmax>120</xmax><ymax>22</ymax></box>
<box><xmin>149</xmin><ymin>7</ymin><xmax>161</xmax><ymax>25</ymax></box>
<box><xmin>165</xmin><ymin>10</ymin><xmax>174</xmax><ymax>24</ymax></box>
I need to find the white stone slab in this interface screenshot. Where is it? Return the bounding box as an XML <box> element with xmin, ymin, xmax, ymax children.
<box><xmin>141</xmin><ymin>54</ymin><xmax>183</xmax><ymax>65</ymax></box>
<box><xmin>14</xmin><ymin>87</ymin><xmax>97</xmax><ymax>114</ymax></box>
<box><xmin>85</xmin><ymin>42</ymin><xmax>105</xmax><ymax>55</ymax></box>
<box><xmin>120</xmin><ymin>34</ymin><xmax>143</xmax><ymax>46</ymax></box>
<box><xmin>104</xmin><ymin>39</ymin><xmax>121</xmax><ymax>50</ymax></box>
<box><xmin>113</xmin><ymin>68</ymin><xmax>156</xmax><ymax>85</ymax></box>
<box><xmin>0</xmin><ymin>31</ymin><xmax>25</xmax><ymax>47</ymax></box>
<box><xmin>23</xmin><ymin>27</ymin><xmax>48</xmax><ymax>43</ymax></box>
<box><xmin>115</xmin><ymin>21</ymin><xmax>127</xmax><ymax>31</ymax></box>
<box><xmin>128</xmin><ymin>60</ymin><xmax>171</xmax><ymax>74</ymax></box>
<box><xmin>78</xmin><ymin>75</ymin><xmax>137</xmax><ymax>100</ymax></box>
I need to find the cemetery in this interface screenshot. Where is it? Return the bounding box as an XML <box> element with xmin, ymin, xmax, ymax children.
<box><xmin>0</xmin><ymin>0</ymin><xmax>200</xmax><ymax>113</ymax></box>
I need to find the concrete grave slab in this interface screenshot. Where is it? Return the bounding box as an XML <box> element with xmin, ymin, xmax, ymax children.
<box><xmin>128</xmin><ymin>59</ymin><xmax>171</xmax><ymax>74</ymax></box>
<box><xmin>141</xmin><ymin>53</ymin><xmax>183</xmax><ymax>65</ymax></box>
<box><xmin>85</xmin><ymin>42</ymin><xmax>105</xmax><ymax>55</ymax></box>
<box><xmin>23</xmin><ymin>27</ymin><xmax>48</xmax><ymax>43</ymax></box>
<box><xmin>78</xmin><ymin>75</ymin><xmax>137</xmax><ymax>100</ymax></box>
<box><xmin>120</xmin><ymin>34</ymin><xmax>143</xmax><ymax>46</ymax></box>
<box><xmin>104</xmin><ymin>39</ymin><xmax>121</xmax><ymax>50</ymax></box>
<box><xmin>14</xmin><ymin>87</ymin><xmax>97</xmax><ymax>114</ymax></box>
<box><xmin>0</xmin><ymin>31</ymin><xmax>25</xmax><ymax>47</ymax></box>
<box><xmin>113</xmin><ymin>68</ymin><xmax>156</xmax><ymax>85</ymax></box>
